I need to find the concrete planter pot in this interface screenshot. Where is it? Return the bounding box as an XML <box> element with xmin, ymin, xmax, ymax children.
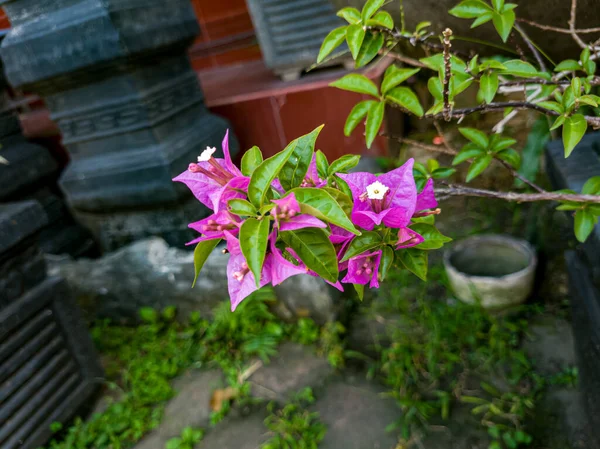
<box><xmin>443</xmin><ymin>235</ymin><xmax>537</xmax><ymax>310</ymax></box>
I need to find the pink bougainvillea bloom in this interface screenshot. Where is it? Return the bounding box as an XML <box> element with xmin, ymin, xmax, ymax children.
<box><xmin>173</xmin><ymin>130</ymin><xmax>243</xmax><ymax>209</ymax></box>
<box><xmin>210</xmin><ymin>176</ymin><xmax>251</xmax><ymax>213</ymax></box>
<box><xmin>186</xmin><ymin>211</ymin><xmax>241</xmax><ymax>245</ymax></box>
<box><xmin>337</xmin><ymin>159</ymin><xmax>417</xmax><ymax>231</ymax></box>
<box><xmin>341</xmin><ymin>250</ymin><xmax>382</xmax><ymax>288</ymax></box>
<box><xmin>301</xmin><ymin>155</ymin><xmax>327</xmax><ymax>187</ymax></box>
<box><xmin>272</xmin><ymin>193</ymin><xmax>326</xmax><ymax>232</ymax></box>
<box><xmin>396</xmin><ymin>227</ymin><xmax>424</xmax><ymax>249</ymax></box>
<box><xmin>414</xmin><ymin>178</ymin><xmax>438</xmax><ymax>215</ymax></box>
<box><xmin>224</xmin><ymin>231</ymin><xmax>271</xmax><ymax>311</ymax></box>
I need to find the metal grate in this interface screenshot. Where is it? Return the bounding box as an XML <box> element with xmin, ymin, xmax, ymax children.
<box><xmin>246</xmin><ymin>0</ymin><xmax>344</xmax><ymax>75</ymax></box>
<box><xmin>0</xmin><ymin>277</ymin><xmax>102</xmax><ymax>449</ymax></box>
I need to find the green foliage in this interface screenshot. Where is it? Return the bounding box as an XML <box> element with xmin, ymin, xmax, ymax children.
<box><xmin>375</xmin><ymin>264</ymin><xmax>542</xmax><ymax>445</ymax></box>
<box><xmin>165</xmin><ymin>427</ymin><xmax>204</xmax><ymax>449</ymax></box>
<box><xmin>450</xmin><ymin>0</ymin><xmax>516</xmax><ymax>42</ymax></box>
<box><xmin>192</xmin><ymin>239</ymin><xmax>220</xmax><ymax>288</ymax></box>
<box><xmin>261</xmin><ymin>388</ymin><xmax>327</xmax><ymax>449</ymax></box>
<box><xmin>413</xmin><ymin>160</ymin><xmax>456</xmax><ymax>190</ymax></box>
<box><xmin>241</xmin><ymin>146</ymin><xmax>263</xmax><ymax>176</ymax></box>
<box><xmin>240</xmin><ymin>218</ymin><xmax>270</xmax><ymax>287</ymax></box>
<box><xmin>280</xmin><ymin>228</ymin><xmax>339</xmax><ymax>283</ymax></box>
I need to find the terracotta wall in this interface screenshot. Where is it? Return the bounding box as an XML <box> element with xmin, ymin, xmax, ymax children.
<box><xmin>188</xmin><ymin>0</ymin><xmax>262</xmax><ymax>70</ymax></box>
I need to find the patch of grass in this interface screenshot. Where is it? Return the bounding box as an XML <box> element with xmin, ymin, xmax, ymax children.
<box><xmin>375</xmin><ymin>263</ymin><xmax>545</xmax><ymax>448</ymax></box>
<box><xmin>261</xmin><ymin>388</ymin><xmax>326</xmax><ymax>449</ymax></box>
<box><xmin>165</xmin><ymin>427</ymin><xmax>204</xmax><ymax>449</ymax></box>
<box><xmin>45</xmin><ymin>288</ymin><xmax>334</xmax><ymax>449</ymax></box>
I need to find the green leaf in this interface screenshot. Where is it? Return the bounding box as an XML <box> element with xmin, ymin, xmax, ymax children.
<box><xmin>496</xmin><ymin>148</ymin><xmax>521</xmax><ymax>168</ymax></box>
<box><xmin>428</xmin><ymin>77</ymin><xmax>443</xmax><ymax>100</ymax></box>
<box><xmin>554</xmin><ymin>59</ymin><xmax>581</xmax><ymax>72</ymax></box>
<box><xmin>579</xmin><ymin>95</ymin><xmax>598</xmax><ymax>107</ymax></box>
<box><xmin>562</xmin><ymin>85</ymin><xmax>576</xmax><ymax>110</ymax></box>
<box><xmin>489</xmin><ymin>134</ymin><xmax>517</xmax><ymax>152</ymax></box>
<box><xmin>427</xmin><ymin>159</ymin><xmax>440</xmax><ymax>172</ymax></box>
<box><xmin>318</xmin><ymin>26</ymin><xmax>347</xmax><ymax>63</ymax></box>
<box><xmin>166</xmin><ymin>438</ymin><xmax>183</xmax><ymax>449</ymax></box>
<box><xmin>582</xmin><ymin>176</ymin><xmax>600</xmax><ymax>195</ymax></box>
<box><xmin>563</xmin><ymin>114</ymin><xmax>587</xmax><ymax>157</ymax></box>
<box><xmin>416</xmin><ymin>21</ymin><xmax>432</xmax><ymax>33</ymax></box>
<box><xmin>333</xmin><ymin>174</ymin><xmax>353</xmax><ymax>199</ymax></box>
<box><xmin>353</xmin><ymin>283</ymin><xmax>364</xmax><ymax>300</ymax></box>
<box><xmin>192</xmin><ymin>239</ymin><xmax>221</xmax><ymax>288</ymax></box>
<box><xmin>584</xmin><ymin>59</ymin><xmax>596</xmax><ymax>76</ymax></box>
<box><xmin>341</xmin><ymin>231</ymin><xmax>383</xmax><ymax>261</ymax></box>
<box><xmin>239</xmin><ymin>218</ymin><xmax>270</xmax><ymax>287</ymax></box>
<box><xmin>322</xmin><ymin>187</ymin><xmax>353</xmax><ymax>215</ymax></box>
<box><xmin>355</xmin><ymin>31</ymin><xmax>384</xmax><ymax>68</ymax></box>
<box><xmin>538</xmin><ymin>101</ymin><xmax>564</xmax><ymax>114</ymax></box>
<box><xmin>241</xmin><ymin>146</ymin><xmax>263</xmax><ymax>177</ymax></box>
<box><xmin>449</xmin><ymin>0</ymin><xmax>492</xmax><ymax>18</ymax></box>
<box><xmin>279</xmin><ymin>125</ymin><xmax>323</xmax><ymax>191</ymax></box>
<box><xmin>478</xmin><ymin>59</ymin><xmax>507</xmax><ymax>70</ymax></box>
<box><xmin>491</xmin><ymin>0</ymin><xmax>504</xmax><ymax>11</ymax></box>
<box><xmin>412</xmin><ymin>224</ymin><xmax>452</xmax><ymax>249</ymax></box>
<box><xmin>330</xmin><ymin>74</ymin><xmax>379</xmax><ymax>97</ymax></box>
<box><xmin>452</xmin><ymin>145</ymin><xmax>486</xmax><ymax>165</ymax></box>
<box><xmin>228</xmin><ymin>199</ymin><xmax>257</xmax><ymax>216</ymax></box>
<box><xmin>289</xmin><ymin>187</ymin><xmax>359</xmax><ymax>234</ymax></box>
<box><xmin>492</xmin><ymin>10</ymin><xmax>514</xmax><ymax>42</ymax></box>
<box><xmin>361</xmin><ymin>0</ymin><xmax>385</xmax><ymax>20</ymax></box>
<box><xmin>366</xmin><ymin>10</ymin><xmax>394</xmax><ymax>29</ymax></box>
<box><xmin>398</xmin><ymin>248</ymin><xmax>428</xmax><ymax>280</ymax></box>
<box><xmin>466</xmin><ymin>155</ymin><xmax>493</xmax><ymax>182</ymax></box>
<box><xmin>344</xmin><ymin>100</ymin><xmax>377</xmax><ymax>137</ymax></box>
<box><xmin>571</xmin><ymin>77</ymin><xmax>582</xmax><ymax>96</ymax></box>
<box><xmin>281</xmin><ymin>228</ymin><xmax>339</xmax><ymax>282</ymax></box>
<box><xmin>550</xmin><ymin>115</ymin><xmax>566</xmax><ymax>131</ymax></box>
<box><xmin>248</xmin><ymin>140</ymin><xmax>297</xmax><ymax>207</ymax></box>
<box><xmin>379</xmin><ymin>246</ymin><xmax>394</xmax><ymax>281</ymax></box>
<box><xmin>337</xmin><ymin>7</ymin><xmax>361</xmax><ymax>24</ymax></box>
<box><xmin>459</xmin><ymin>127</ymin><xmax>489</xmax><ymax>149</ymax></box>
<box><xmin>431</xmin><ymin>167</ymin><xmax>457</xmax><ymax>179</ymax></box>
<box><xmin>574</xmin><ymin>209</ymin><xmax>597</xmax><ymax>242</ymax></box>
<box><xmin>501</xmin><ymin>59</ymin><xmax>538</xmax><ymax>78</ymax></box>
<box><xmin>471</xmin><ymin>11</ymin><xmax>494</xmax><ymax>28</ymax></box>
<box><xmin>329</xmin><ymin>154</ymin><xmax>360</xmax><ymax>174</ymax></box>
<box><xmin>381</xmin><ymin>66</ymin><xmax>420</xmax><ymax>95</ymax></box>
<box><xmin>346</xmin><ymin>24</ymin><xmax>366</xmax><ymax>60</ymax></box>
<box><xmin>316</xmin><ymin>150</ymin><xmax>329</xmax><ymax>180</ymax></box>
<box><xmin>365</xmin><ymin>101</ymin><xmax>385</xmax><ymax>149</ymax></box>
<box><xmin>468</xmin><ymin>55</ymin><xmax>480</xmax><ymax>74</ymax></box>
<box><xmin>479</xmin><ymin>72</ymin><xmax>498</xmax><ymax>104</ymax></box>
<box><xmin>139</xmin><ymin>307</ymin><xmax>158</xmax><ymax>323</ymax></box>
<box><xmin>385</xmin><ymin>87</ymin><xmax>424</xmax><ymax>117</ymax></box>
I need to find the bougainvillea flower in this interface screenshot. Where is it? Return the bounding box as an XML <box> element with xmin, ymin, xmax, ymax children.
<box><xmin>341</xmin><ymin>250</ymin><xmax>382</xmax><ymax>288</ymax></box>
<box><xmin>395</xmin><ymin>227</ymin><xmax>424</xmax><ymax>249</ymax></box>
<box><xmin>269</xmin><ymin>234</ymin><xmax>308</xmax><ymax>286</ymax></box>
<box><xmin>173</xmin><ymin>130</ymin><xmax>243</xmax><ymax>209</ymax></box>
<box><xmin>272</xmin><ymin>193</ymin><xmax>326</xmax><ymax>231</ymax></box>
<box><xmin>209</xmin><ymin>176</ymin><xmax>251</xmax><ymax>213</ymax></box>
<box><xmin>186</xmin><ymin>211</ymin><xmax>241</xmax><ymax>245</ymax></box>
<box><xmin>301</xmin><ymin>155</ymin><xmax>327</xmax><ymax>188</ymax></box>
<box><xmin>224</xmin><ymin>232</ymin><xmax>272</xmax><ymax>311</ymax></box>
<box><xmin>414</xmin><ymin>178</ymin><xmax>438</xmax><ymax>215</ymax></box>
<box><xmin>337</xmin><ymin>159</ymin><xmax>417</xmax><ymax>230</ymax></box>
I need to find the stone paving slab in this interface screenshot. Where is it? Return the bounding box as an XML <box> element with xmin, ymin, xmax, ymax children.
<box><xmin>197</xmin><ymin>411</ymin><xmax>269</xmax><ymax>449</ymax></box>
<box><xmin>248</xmin><ymin>342</ymin><xmax>334</xmax><ymax>402</ymax></box>
<box><xmin>311</xmin><ymin>376</ymin><xmax>401</xmax><ymax>449</ymax></box>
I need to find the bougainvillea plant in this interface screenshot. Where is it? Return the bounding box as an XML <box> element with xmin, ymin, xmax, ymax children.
<box><xmin>174</xmin><ymin>128</ymin><xmax>449</xmax><ymax>310</ymax></box>
<box><xmin>175</xmin><ymin>0</ymin><xmax>600</xmax><ymax>311</ymax></box>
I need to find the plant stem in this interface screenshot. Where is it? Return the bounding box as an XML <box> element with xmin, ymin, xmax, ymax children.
<box><xmin>442</xmin><ymin>28</ymin><xmax>453</xmax><ymax>122</ymax></box>
<box><xmin>514</xmin><ymin>23</ymin><xmax>547</xmax><ymax>73</ymax></box>
<box><xmin>436</xmin><ymin>184</ymin><xmax>600</xmax><ymax>204</ymax></box>
<box><xmin>516</xmin><ymin>18</ymin><xmax>600</xmax><ymax>34</ymax></box>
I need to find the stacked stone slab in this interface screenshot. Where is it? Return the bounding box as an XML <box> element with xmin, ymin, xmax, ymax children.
<box><xmin>0</xmin><ymin>45</ymin><xmax>94</xmax><ymax>256</ymax></box>
<box><xmin>0</xmin><ymin>201</ymin><xmax>103</xmax><ymax>449</ymax></box>
<box><xmin>0</xmin><ymin>0</ymin><xmax>237</xmax><ymax>252</ymax></box>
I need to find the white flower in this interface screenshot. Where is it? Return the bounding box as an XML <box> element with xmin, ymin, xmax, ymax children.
<box><xmin>198</xmin><ymin>146</ymin><xmax>217</xmax><ymax>162</ymax></box>
<box><xmin>366</xmin><ymin>181</ymin><xmax>389</xmax><ymax>200</ymax></box>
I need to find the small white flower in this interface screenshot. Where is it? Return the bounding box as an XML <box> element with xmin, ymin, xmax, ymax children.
<box><xmin>366</xmin><ymin>181</ymin><xmax>389</xmax><ymax>200</ymax></box>
<box><xmin>198</xmin><ymin>146</ymin><xmax>217</xmax><ymax>162</ymax></box>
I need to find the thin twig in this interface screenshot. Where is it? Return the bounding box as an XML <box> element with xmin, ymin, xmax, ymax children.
<box><xmin>426</xmin><ymin>101</ymin><xmax>600</xmax><ymax>128</ymax></box>
<box><xmin>514</xmin><ymin>23</ymin><xmax>547</xmax><ymax>73</ymax></box>
<box><xmin>500</xmin><ymin>77</ymin><xmax>600</xmax><ymax>87</ymax></box>
<box><xmin>516</xmin><ymin>18</ymin><xmax>600</xmax><ymax>34</ymax></box>
<box><xmin>382</xmin><ymin>50</ymin><xmax>428</xmax><ymax>68</ymax></box>
<box><xmin>436</xmin><ymin>184</ymin><xmax>600</xmax><ymax>204</ymax></box>
<box><xmin>569</xmin><ymin>0</ymin><xmax>588</xmax><ymax>49</ymax></box>
<box><xmin>442</xmin><ymin>28</ymin><xmax>453</xmax><ymax>122</ymax></box>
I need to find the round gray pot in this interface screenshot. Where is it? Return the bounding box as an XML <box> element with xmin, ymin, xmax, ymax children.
<box><xmin>443</xmin><ymin>235</ymin><xmax>537</xmax><ymax>310</ymax></box>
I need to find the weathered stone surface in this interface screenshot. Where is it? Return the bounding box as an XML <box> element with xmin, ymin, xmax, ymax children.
<box><xmin>134</xmin><ymin>370</ymin><xmax>224</xmax><ymax>449</ymax></box>
<box><xmin>197</xmin><ymin>411</ymin><xmax>269</xmax><ymax>449</ymax></box>
<box><xmin>311</xmin><ymin>376</ymin><xmax>401</xmax><ymax>449</ymax></box>
<box><xmin>47</xmin><ymin>237</ymin><xmax>230</xmax><ymax>322</ymax></box>
<box><xmin>273</xmin><ymin>275</ymin><xmax>340</xmax><ymax>324</ymax></box>
<box><xmin>249</xmin><ymin>343</ymin><xmax>334</xmax><ymax>402</ymax></box>
<box><xmin>523</xmin><ymin>315</ymin><xmax>576</xmax><ymax>375</ymax></box>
